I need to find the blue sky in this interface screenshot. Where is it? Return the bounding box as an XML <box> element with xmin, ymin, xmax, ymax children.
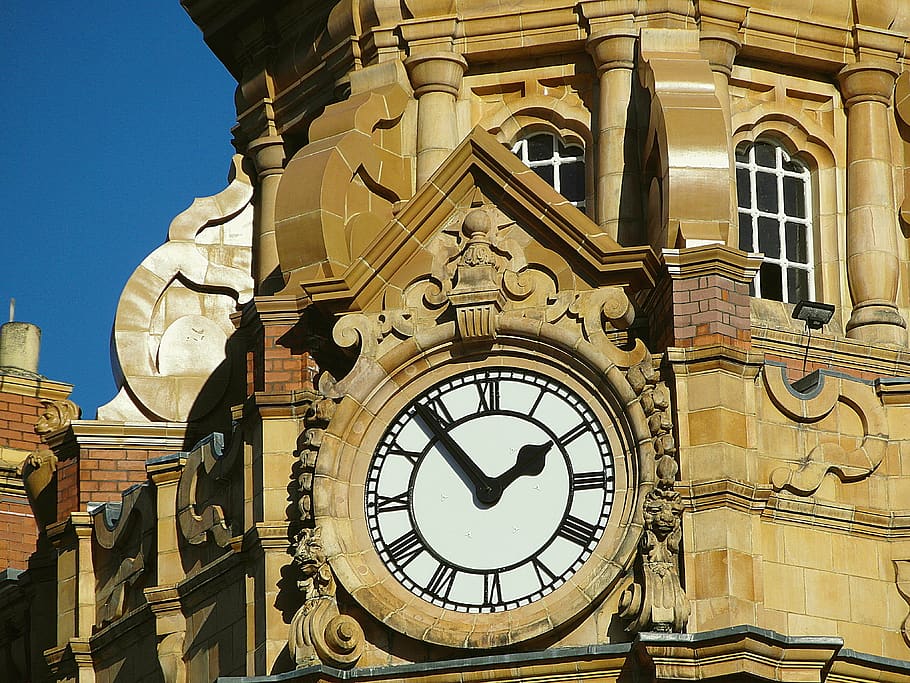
<box><xmin>1</xmin><ymin>4</ymin><xmax>237</xmax><ymax>415</ymax></box>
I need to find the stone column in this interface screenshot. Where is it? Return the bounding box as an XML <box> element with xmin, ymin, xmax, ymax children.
<box><xmin>405</xmin><ymin>51</ymin><xmax>467</xmax><ymax>187</ymax></box>
<box><xmin>247</xmin><ymin>136</ymin><xmax>286</xmax><ymax>296</ymax></box>
<box><xmin>838</xmin><ymin>63</ymin><xmax>907</xmax><ymax>345</ymax></box>
<box><xmin>697</xmin><ymin>2</ymin><xmax>747</xmax><ymax>239</ymax></box>
<box><xmin>587</xmin><ymin>28</ymin><xmax>640</xmax><ymax>243</ymax></box>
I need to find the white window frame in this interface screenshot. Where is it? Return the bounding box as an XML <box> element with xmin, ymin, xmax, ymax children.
<box><xmin>511</xmin><ymin>133</ymin><xmax>585</xmax><ymax>210</ymax></box>
<box><xmin>736</xmin><ymin>140</ymin><xmax>815</xmax><ymax>303</ymax></box>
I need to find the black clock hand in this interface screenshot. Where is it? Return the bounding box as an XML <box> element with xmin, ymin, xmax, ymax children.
<box><xmin>491</xmin><ymin>441</ymin><xmax>553</xmax><ymax>494</ymax></box>
<box><xmin>413</xmin><ymin>403</ymin><xmax>501</xmax><ymax>504</ymax></box>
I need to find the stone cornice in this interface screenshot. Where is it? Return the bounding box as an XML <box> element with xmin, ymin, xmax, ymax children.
<box><xmin>751</xmin><ymin>322</ymin><xmax>910</xmax><ymax>380</ymax></box>
<box><xmin>70</xmin><ymin>421</ymin><xmax>188</xmax><ymax>452</ymax></box>
<box><xmin>0</xmin><ymin>372</ymin><xmax>72</xmax><ymax>401</ymax></box>
<box><xmin>677</xmin><ymin>478</ymin><xmax>910</xmax><ymax>539</ymax></box>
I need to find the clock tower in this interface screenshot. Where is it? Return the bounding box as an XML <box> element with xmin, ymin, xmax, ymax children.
<box><xmin>15</xmin><ymin>1</ymin><xmax>910</xmax><ymax>682</ymax></box>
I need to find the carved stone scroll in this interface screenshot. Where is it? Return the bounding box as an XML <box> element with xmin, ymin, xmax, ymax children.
<box><xmin>99</xmin><ymin>155</ymin><xmax>254</xmax><ymax>422</ymax></box>
<box><xmin>176</xmin><ymin>432</ymin><xmax>241</xmax><ymax>547</ymax></box>
<box><xmin>92</xmin><ymin>483</ymin><xmax>155</xmax><ymax>627</ymax></box>
<box><xmin>895</xmin><ymin>559</ymin><xmax>910</xmax><ymax>647</ymax></box>
<box><xmin>288</xmin><ymin>527</ymin><xmax>364</xmax><ymax>669</ymax></box>
<box><xmin>620</xmin><ymin>360</ymin><xmax>689</xmax><ymax>633</ymax></box>
<box><xmin>763</xmin><ymin>365</ymin><xmax>888</xmax><ymax>495</ymax></box>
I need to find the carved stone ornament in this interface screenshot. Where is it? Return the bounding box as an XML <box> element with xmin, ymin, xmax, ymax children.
<box><xmin>288</xmin><ymin>527</ymin><xmax>364</xmax><ymax>669</ymax></box>
<box><xmin>177</xmin><ymin>432</ymin><xmax>241</xmax><ymax>547</ymax></box>
<box><xmin>99</xmin><ymin>155</ymin><xmax>254</xmax><ymax>423</ymax></box>
<box><xmin>763</xmin><ymin>365</ymin><xmax>888</xmax><ymax>495</ymax></box>
<box><xmin>330</xmin><ymin>203</ymin><xmax>647</xmax><ymax>372</ymax></box>
<box><xmin>92</xmin><ymin>483</ymin><xmax>155</xmax><ymax>628</ymax></box>
<box><xmin>19</xmin><ymin>447</ymin><xmax>58</xmax><ymax>531</ymax></box>
<box><xmin>619</xmin><ymin>360</ymin><xmax>689</xmax><ymax>633</ymax></box>
<box><xmin>34</xmin><ymin>399</ymin><xmax>81</xmax><ymax>435</ymax></box>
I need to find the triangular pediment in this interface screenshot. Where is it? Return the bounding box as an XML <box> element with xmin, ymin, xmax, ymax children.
<box><xmin>296</xmin><ymin>127</ymin><xmax>658</xmax><ymax>313</ymax></box>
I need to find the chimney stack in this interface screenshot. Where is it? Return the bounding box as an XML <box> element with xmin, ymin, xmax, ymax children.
<box><xmin>0</xmin><ymin>301</ymin><xmax>41</xmax><ymax>376</ymax></box>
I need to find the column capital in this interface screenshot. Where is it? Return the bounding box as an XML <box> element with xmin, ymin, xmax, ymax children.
<box><xmin>587</xmin><ymin>27</ymin><xmax>638</xmax><ymax>73</ymax></box>
<box><xmin>695</xmin><ymin>0</ymin><xmax>748</xmax><ymax>76</ymax></box>
<box><xmin>838</xmin><ymin>61</ymin><xmax>899</xmax><ymax>108</ymax></box>
<box><xmin>404</xmin><ymin>51</ymin><xmax>467</xmax><ymax>97</ymax></box>
<box><xmin>247</xmin><ymin>135</ymin><xmax>286</xmax><ymax>178</ymax></box>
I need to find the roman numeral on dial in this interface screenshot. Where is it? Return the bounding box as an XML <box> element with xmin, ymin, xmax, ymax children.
<box><xmin>557</xmin><ymin>422</ymin><xmax>589</xmax><ymax>446</ymax></box>
<box><xmin>572</xmin><ymin>471</ymin><xmax>610</xmax><ymax>491</ymax></box>
<box><xmin>483</xmin><ymin>571</ymin><xmax>503</xmax><ymax>606</ymax></box>
<box><xmin>557</xmin><ymin>515</ymin><xmax>598</xmax><ymax>547</ymax></box>
<box><xmin>375</xmin><ymin>491</ymin><xmax>410</xmax><ymax>513</ymax></box>
<box><xmin>476</xmin><ymin>378</ymin><xmax>500</xmax><ymax>412</ymax></box>
<box><xmin>421</xmin><ymin>397</ymin><xmax>453</xmax><ymax>426</ymax></box>
<box><xmin>386</xmin><ymin>446</ymin><xmax>421</xmax><ymax>465</ymax></box>
<box><xmin>530</xmin><ymin>557</ymin><xmax>557</xmax><ymax>588</ymax></box>
<box><xmin>426</xmin><ymin>563</ymin><xmax>458</xmax><ymax>599</ymax></box>
<box><xmin>386</xmin><ymin>529</ymin><xmax>424</xmax><ymax>567</ymax></box>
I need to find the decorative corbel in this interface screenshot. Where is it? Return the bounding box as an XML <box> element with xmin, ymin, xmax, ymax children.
<box><xmin>288</xmin><ymin>527</ymin><xmax>364</xmax><ymax>669</ymax></box>
<box><xmin>619</xmin><ymin>360</ymin><xmax>689</xmax><ymax>633</ymax></box>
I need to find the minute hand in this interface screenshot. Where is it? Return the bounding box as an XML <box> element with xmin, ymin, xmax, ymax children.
<box><xmin>414</xmin><ymin>403</ymin><xmax>501</xmax><ymax>504</ymax></box>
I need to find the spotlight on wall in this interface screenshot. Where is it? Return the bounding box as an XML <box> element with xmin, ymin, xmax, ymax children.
<box><xmin>792</xmin><ymin>300</ymin><xmax>835</xmax><ymax>330</ymax></box>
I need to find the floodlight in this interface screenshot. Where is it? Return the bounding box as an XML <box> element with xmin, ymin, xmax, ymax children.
<box><xmin>792</xmin><ymin>300</ymin><xmax>835</xmax><ymax>330</ymax></box>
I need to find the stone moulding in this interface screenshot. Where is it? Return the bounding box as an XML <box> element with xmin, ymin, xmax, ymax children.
<box><xmin>176</xmin><ymin>431</ymin><xmax>242</xmax><ymax>547</ymax></box>
<box><xmin>287</xmin><ymin>127</ymin><xmax>658</xmax><ymax>314</ymax></box>
<box><xmin>762</xmin><ymin>364</ymin><xmax>888</xmax><ymax>496</ymax></box>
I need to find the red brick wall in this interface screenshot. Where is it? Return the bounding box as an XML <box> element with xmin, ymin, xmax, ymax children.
<box><xmin>0</xmin><ymin>393</ymin><xmax>42</xmax><ymax>452</ymax></box>
<box><xmin>260</xmin><ymin>323</ymin><xmax>317</xmax><ymax>394</ymax></box>
<box><xmin>0</xmin><ymin>390</ymin><xmax>42</xmax><ymax>569</ymax></box>
<box><xmin>56</xmin><ymin>448</ymin><xmax>154</xmax><ymax>519</ymax></box>
<box><xmin>0</xmin><ymin>499</ymin><xmax>37</xmax><ymax>568</ymax></box>
<box><xmin>668</xmin><ymin>274</ymin><xmax>752</xmax><ymax>349</ymax></box>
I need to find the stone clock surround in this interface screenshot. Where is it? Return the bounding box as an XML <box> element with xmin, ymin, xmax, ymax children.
<box><xmin>314</xmin><ymin>316</ymin><xmax>653</xmax><ymax>649</ymax></box>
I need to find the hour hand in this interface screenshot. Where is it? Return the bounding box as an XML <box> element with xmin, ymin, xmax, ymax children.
<box><xmin>414</xmin><ymin>403</ymin><xmax>501</xmax><ymax>504</ymax></box>
<box><xmin>492</xmin><ymin>441</ymin><xmax>553</xmax><ymax>493</ymax></box>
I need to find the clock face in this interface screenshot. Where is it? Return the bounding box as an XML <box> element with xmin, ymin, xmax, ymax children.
<box><xmin>365</xmin><ymin>367</ymin><xmax>615</xmax><ymax>613</ymax></box>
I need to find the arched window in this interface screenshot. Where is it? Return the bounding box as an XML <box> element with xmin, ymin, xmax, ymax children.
<box><xmin>512</xmin><ymin>133</ymin><xmax>585</xmax><ymax>209</ymax></box>
<box><xmin>736</xmin><ymin>140</ymin><xmax>814</xmax><ymax>303</ymax></box>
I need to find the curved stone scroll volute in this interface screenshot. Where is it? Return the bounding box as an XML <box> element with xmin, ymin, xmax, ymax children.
<box><xmin>763</xmin><ymin>365</ymin><xmax>888</xmax><ymax>495</ymax></box>
<box><xmin>176</xmin><ymin>432</ymin><xmax>242</xmax><ymax>547</ymax></box>
<box><xmin>288</xmin><ymin>527</ymin><xmax>364</xmax><ymax>669</ymax></box>
<box><xmin>638</xmin><ymin>30</ymin><xmax>730</xmax><ymax>249</ymax></box>
<box><xmin>99</xmin><ymin>155</ymin><xmax>254</xmax><ymax>423</ymax></box>
<box><xmin>92</xmin><ymin>482</ymin><xmax>155</xmax><ymax>627</ymax></box>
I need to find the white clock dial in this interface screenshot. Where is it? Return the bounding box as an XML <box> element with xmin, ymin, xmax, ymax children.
<box><xmin>365</xmin><ymin>367</ymin><xmax>615</xmax><ymax>613</ymax></box>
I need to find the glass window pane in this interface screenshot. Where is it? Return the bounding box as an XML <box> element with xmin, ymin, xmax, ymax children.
<box><xmin>736</xmin><ymin>168</ymin><xmax>751</xmax><ymax>208</ymax></box>
<box><xmin>528</xmin><ymin>134</ymin><xmax>553</xmax><ymax>161</ymax></box>
<box><xmin>760</xmin><ymin>262</ymin><xmax>783</xmax><ymax>301</ymax></box>
<box><xmin>735</xmin><ymin>146</ymin><xmax>749</xmax><ymax>163</ymax></box>
<box><xmin>533</xmin><ymin>165</ymin><xmax>554</xmax><ymax>186</ymax></box>
<box><xmin>557</xmin><ymin>139</ymin><xmax>583</xmax><ymax>159</ymax></box>
<box><xmin>559</xmin><ymin>162</ymin><xmax>585</xmax><ymax>202</ymax></box>
<box><xmin>782</xmin><ymin>155</ymin><xmax>801</xmax><ymax>173</ymax></box>
<box><xmin>755</xmin><ymin>142</ymin><xmax>776</xmax><ymax>168</ymax></box>
<box><xmin>787</xmin><ymin>268</ymin><xmax>809</xmax><ymax>303</ymax></box>
<box><xmin>758</xmin><ymin>217</ymin><xmax>780</xmax><ymax>257</ymax></box>
<box><xmin>785</xmin><ymin>222</ymin><xmax>808</xmax><ymax>263</ymax></box>
<box><xmin>756</xmin><ymin>171</ymin><xmax>778</xmax><ymax>212</ymax></box>
<box><xmin>783</xmin><ymin>176</ymin><xmax>806</xmax><ymax>218</ymax></box>
<box><xmin>738</xmin><ymin>213</ymin><xmax>753</xmax><ymax>251</ymax></box>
